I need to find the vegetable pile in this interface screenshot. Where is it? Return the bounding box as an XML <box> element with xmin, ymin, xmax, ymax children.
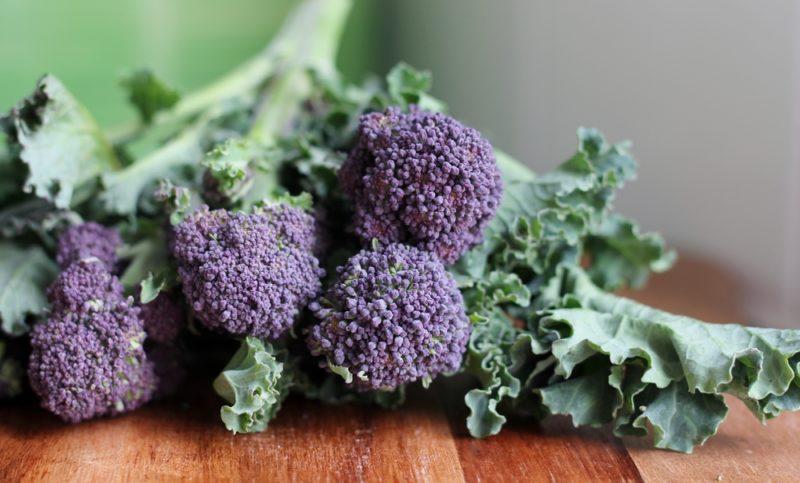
<box><xmin>1</xmin><ymin>0</ymin><xmax>799</xmax><ymax>453</ymax></box>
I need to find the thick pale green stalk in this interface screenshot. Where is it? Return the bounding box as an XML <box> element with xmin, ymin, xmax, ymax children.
<box><xmin>109</xmin><ymin>0</ymin><xmax>352</xmax><ymax>144</ymax></box>
<box><xmin>247</xmin><ymin>0</ymin><xmax>351</xmax><ymax>144</ymax></box>
<box><xmin>495</xmin><ymin>149</ymin><xmax>536</xmax><ymax>182</ymax></box>
<box><xmin>101</xmin><ymin>0</ymin><xmax>353</xmax><ymax>214</ymax></box>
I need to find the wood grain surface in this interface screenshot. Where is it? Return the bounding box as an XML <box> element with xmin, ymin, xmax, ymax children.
<box><xmin>1</xmin><ymin>255</ymin><xmax>799</xmax><ymax>482</ymax></box>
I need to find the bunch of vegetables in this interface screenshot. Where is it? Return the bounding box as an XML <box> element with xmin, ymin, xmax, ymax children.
<box><xmin>1</xmin><ymin>0</ymin><xmax>799</xmax><ymax>453</ymax></box>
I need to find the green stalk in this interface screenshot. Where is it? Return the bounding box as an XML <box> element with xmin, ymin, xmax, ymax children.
<box><xmin>242</xmin><ymin>0</ymin><xmax>351</xmax><ymax>203</ymax></box>
<box><xmin>109</xmin><ymin>0</ymin><xmax>352</xmax><ymax>145</ymax></box>
<box><xmin>101</xmin><ymin>0</ymin><xmax>353</xmax><ymax>215</ymax></box>
<box><xmin>495</xmin><ymin>149</ymin><xmax>536</xmax><ymax>182</ymax></box>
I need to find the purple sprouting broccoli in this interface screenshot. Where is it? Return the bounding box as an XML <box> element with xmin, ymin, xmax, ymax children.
<box><xmin>170</xmin><ymin>204</ymin><xmax>324</xmax><ymax>339</ymax></box>
<box><xmin>28</xmin><ymin>263</ymin><xmax>156</xmax><ymax>422</ymax></box>
<box><xmin>339</xmin><ymin>106</ymin><xmax>503</xmax><ymax>264</ymax></box>
<box><xmin>30</xmin><ymin>228</ymin><xmax>158</xmax><ymax>423</ymax></box>
<box><xmin>140</xmin><ymin>293</ymin><xmax>185</xmax><ymax>344</ymax></box>
<box><xmin>56</xmin><ymin>222</ymin><xmax>121</xmax><ymax>271</ymax></box>
<box><xmin>307</xmin><ymin>243</ymin><xmax>471</xmax><ymax>391</ymax></box>
<box><xmin>47</xmin><ymin>259</ymin><xmax>125</xmax><ymax>315</ymax></box>
<box><xmin>140</xmin><ymin>293</ymin><xmax>186</xmax><ymax>399</ymax></box>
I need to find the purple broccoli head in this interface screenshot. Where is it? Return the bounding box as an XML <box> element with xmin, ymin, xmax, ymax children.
<box><xmin>170</xmin><ymin>205</ymin><xmax>324</xmax><ymax>339</ymax></box>
<box><xmin>56</xmin><ymin>222</ymin><xmax>121</xmax><ymax>271</ymax></box>
<box><xmin>307</xmin><ymin>243</ymin><xmax>471</xmax><ymax>391</ymax></box>
<box><xmin>339</xmin><ymin>106</ymin><xmax>503</xmax><ymax>264</ymax></box>
<box><xmin>28</xmin><ymin>297</ymin><xmax>156</xmax><ymax>423</ymax></box>
<box><xmin>141</xmin><ymin>293</ymin><xmax>185</xmax><ymax>344</ymax></box>
<box><xmin>47</xmin><ymin>259</ymin><xmax>125</xmax><ymax>315</ymax></box>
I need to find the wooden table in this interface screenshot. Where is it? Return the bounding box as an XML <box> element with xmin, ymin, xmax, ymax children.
<box><xmin>2</xmin><ymin>256</ymin><xmax>799</xmax><ymax>482</ymax></box>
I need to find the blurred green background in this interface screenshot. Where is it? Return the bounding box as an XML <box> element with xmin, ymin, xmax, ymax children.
<box><xmin>0</xmin><ymin>0</ymin><xmax>379</xmax><ymax>127</ymax></box>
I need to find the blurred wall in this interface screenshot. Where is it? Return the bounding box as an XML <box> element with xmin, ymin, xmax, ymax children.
<box><xmin>386</xmin><ymin>0</ymin><xmax>800</xmax><ymax>325</ymax></box>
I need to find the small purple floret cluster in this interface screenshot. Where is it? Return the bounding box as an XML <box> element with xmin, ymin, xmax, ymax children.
<box><xmin>55</xmin><ymin>222</ymin><xmax>121</xmax><ymax>271</ymax></box>
<box><xmin>141</xmin><ymin>293</ymin><xmax>185</xmax><ymax>345</ymax></box>
<box><xmin>307</xmin><ymin>243</ymin><xmax>470</xmax><ymax>390</ymax></box>
<box><xmin>46</xmin><ymin>259</ymin><xmax>124</xmax><ymax>314</ymax></box>
<box><xmin>171</xmin><ymin>204</ymin><xmax>324</xmax><ymax>339</ymax></box>
<box><xmin>339</xmin><ymin>106</ymin><xmax>503</xmax><ymax>264</ymax></box>
<box><xmin>29</xmin><ymin>260</ymin><xmax>156</xmax><ymax>423</ymax></box>
<box><xmin>140</xmin><ymin>293</ymin><xmax>186</xmax><ymax>398</ymax></box>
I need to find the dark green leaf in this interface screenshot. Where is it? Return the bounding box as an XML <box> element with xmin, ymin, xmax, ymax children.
<box><xmin>1</xmin><ymin>75</ymin><xmax>121</xmax><ymax>208</ymax></box>
<box><xmin>0</xmin><ymin>242</ymin><xmax>58</xmax><ymax>335</ymax></box>
<box><xmin>120</xmin><ymin>69</ymin><xmax>180</xmax><ymax>124</ymax></box>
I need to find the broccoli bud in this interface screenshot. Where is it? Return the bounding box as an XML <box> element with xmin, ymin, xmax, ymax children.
<box><xmin>140</xmin><ymin>292</ymin><xmax>187</xmax><ymax>398</ymax></box>
<box><xmin>29</xmin><ymin>261</ymin><xmax>156</xmax><ymax>422</ymax></box>
<box><xmin>29</xmin><ymin>223</ymin><xmax>162</xmax><ymax>422</ymax></box>
<box><xmin>170</xmin><ymin>204</ymin><xmax>324</xmax><ymax>339</ymax></box>
<box><xmin>140</xmin><ymin>292</ymin><xmax>185</xmax><ymax>344</ymax></box>
<box><xmin>307</xmin><ymin>242</ymin><xmax>471</xmax><ymax>390</ymax></box>
<box><xmin>47</xmin><ymin>259</ymin><xmax>125</xmax><ymax>314</ymax></box>
<box><xmin>56</xmin><ymin>222</ymin><xmax>121</xmax><ymax>271</ymax></box>
<box><xmin>340</xmin><ymin>106</ymin><xmax>503</xmax><ymax>264</ymax></box>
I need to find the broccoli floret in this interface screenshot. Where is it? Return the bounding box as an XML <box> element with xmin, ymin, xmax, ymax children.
<box><xmin>140</xmin><ymin>292</ymin><xmax>185</xmax><ymax>344</ymax></box>
<box><xmin>170</xmin><ymin>204</ymin><xmax>324</xmax><ymax>339</ymax></box>
<box><xmin>29</xmin><ymin>265</ymin><xmax>156</xmax><ymax>422</ymax></box>
<box><xmin>140</xmin><ymin>292</ymin><xmax>187</xmax><ymax>398</ymax></box>
<box><xmin>339</xmin><ymin>106</ymin><xmax>503</xmax><ymax>264</ymax></box>
<box><xmin>0</xmin><ymin>337</ymin><xmax>24</xmax><ymax>400</ymax></box>
<box><xmin>30</xmin><ymin>227</ymin><xmax>158</xmax><ymax>422</ymax></box>
<box><xmin>56</xmin><ymin>222</ymin><xmax>121</xmax><ymax>271</ymax></box>
<box><xmin>307</xmin><ymin>242</ymin><xmax>471</xmax><ymax>391</ymax></box>
<box><xmin>47</xmin><ymin>259</ymin><xmax>125</xmax><ymax>314</ymax></box>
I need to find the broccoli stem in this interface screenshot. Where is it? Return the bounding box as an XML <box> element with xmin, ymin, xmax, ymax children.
<box><xmin>108</xmin><ymin>0</ymin><xmax>352</xmax><ymax>145</ymax></box>
<box><xmin>241</xmin><ymin>0</ymin><xmax>351</xmax><ymax>203</ymax></box>
<box><xmin>495</xmin><ymin>150</ymin><xmax>536</xmax><ymax>182</ymax></box>
<box><xmin>102</xmin><ymin>0</ymin><xmax>353</xmax><ymax>213</ymax></box>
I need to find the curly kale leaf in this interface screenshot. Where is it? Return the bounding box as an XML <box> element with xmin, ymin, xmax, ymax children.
<box><xmin>0</xmin><ymin>242</ymin><xmax>58</xmax><ymax>335</ymax></box>
<box><xmin>1</xmin><ymin>75</ymin><xmax>121</xmax><ymax>209</ymax></box>
<box><xmin>454</xmin><ymin>127</ymin><xmax>646</xmax><ymax>284</ymax></box>
<box><xmin>585</xmin><ymin>214</ymin><xmax>676</xmax><ymax>290</ymax></box>
<box><xmin>213</xmin><ymin>337</ymin><xmax>291</xmax><ymax>434</ymax></box>
<box><xmin>0</xmin><ymin>197</ymin><xmax>81</xmax><ymax>243</ymax></box>
<box><xmin>100</xmin><ymin>120</ymin><xmax>207</xmax><ymax>215</ymax></box>
<box><xmin>523</xmin><ymin>266</ymin><xmax>800</xmax><ymax>452</ymax></box>
<box><xmin>120</xmin><ymin>69</ymin><xmax>180</xmax><ymax>124</ymax></box>
<box><xmin>385</xmin><ymin>63</ymin><xmax>446</xmax><ymax>112</ymax></box>
<box><xmin>456</xmin><ymin>128</ymin><xmax>793</xmax><ymax>453</ymax></box>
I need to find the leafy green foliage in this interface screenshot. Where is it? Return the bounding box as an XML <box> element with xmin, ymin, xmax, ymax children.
<box><xmin>464</xmin><ymin>262</ymin><xmax>800</xmax><ymax>453</ymax></box>
<box><xmin>139</xmin><ymin>270</ymin><xmax>177</xmax><ymax>304</ymax></box>
<box><xmin>119</xmin><ymin>234</ymin><xmax>171</xmax><ymax>293</ymax></box>
<box><xmin>213</xmin><ymin>337</ymin><xmax>290</xmax><ymax>434</ymax></box>
<box><xmin>454</xmin><ymin>128</ymin><xmax>800</xmax><ymax>453</ymax></box>
<box><xmin>154</xmin><ymin>179</ymin><xmax>198</xmax><ymax>226</ymax></box>
<box><xmin>0</xmin><ymin>198</ymin><xmax>81</xmax><ymax>243</ymax></box>
<box><xmin>201</xmin><ymin>138</ymin><xmax>262</xmax><ymax>203</ymax></box>
<box><xmin>386</xmin><ymin>63</ymin><xmax>446</xmax><ymax>112</ymax></box>
<box><xmin>120</xmin><ymin>70</ymin><xmax>180</xmax><ymax>124</ymax></box>
<box><xmin>585</xmin><ymin>214</ymin><xmax>676</xmax><ymax>290</ymax></box>
<box><xmin>0</xmin><ymin>243</ymin><xmax>58</xmax><ymax>335</ymax></box>
<box><xmin>1</xmin><ymin>75</ymin><xmax>121</xmax><ymax>209</ymax></box>
<box><xmin>100</xmin><ymin>120</ymin><xmax>207</xmax><ymax>215</ymax></box>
